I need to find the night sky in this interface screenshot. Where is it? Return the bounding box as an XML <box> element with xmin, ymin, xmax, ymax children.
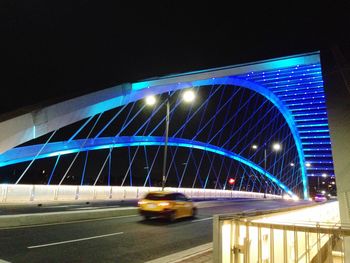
<box><xmin>2</xmin><ymin>1</ymin><xmax>350</xmax><ymax>115</ymax></box>
<box><xmin>1</xmin><ymin>1</ymin><xmax>348</xmax><ymax>196</ymax></box>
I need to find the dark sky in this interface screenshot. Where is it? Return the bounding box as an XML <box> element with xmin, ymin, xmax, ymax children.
<box><xmin>2</xmin><ymin>1</ymin><xmax>350</xmax><ymax>115</ymax></box>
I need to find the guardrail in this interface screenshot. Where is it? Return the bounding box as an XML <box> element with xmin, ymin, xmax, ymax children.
<box><xmin>213</xmin><ymin>201</ymin><xmax>346</xmax><ymax>262</ymax></box>
<box><xmin>0</xmin><ymin>184</ymin><xmax>280</xmax><ymax>203</ymax></box>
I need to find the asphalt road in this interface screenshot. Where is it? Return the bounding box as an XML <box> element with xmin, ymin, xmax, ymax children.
<box><xmin>0</xmin><ymin>200</ymin><xmax>139</xmax><ymax>215</ymax></box>
<box><xmin>0</xmin><ymin>199</ymin><xmax>312</xmax><ymax>263</ymax></box>
<box><xmin>0</xmin><ymin>198</ymin><xmax>253</xmax><ymax>215</ymax></box>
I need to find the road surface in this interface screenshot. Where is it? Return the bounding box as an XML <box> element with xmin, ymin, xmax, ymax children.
<box><xmin>0</xmin><ymin>199</ymin><xmax>311</xmax><ymax>262</ymax></box>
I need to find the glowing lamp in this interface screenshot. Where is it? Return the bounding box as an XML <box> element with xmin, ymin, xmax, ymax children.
<box><xmin>228</xmin><ymin>178</ymin><xmax>235</xmax><ymax>185</ymax></box>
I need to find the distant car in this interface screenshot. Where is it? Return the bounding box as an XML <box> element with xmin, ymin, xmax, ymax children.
<box><xmin>138</xmin><ymin>191</ymin><xmax>197</xmax><ymax>221</ymax></box>
<box><xmin>314</xmin><ymin>193</ymin><xmax>327</xmax><ymax>202</ymax></box>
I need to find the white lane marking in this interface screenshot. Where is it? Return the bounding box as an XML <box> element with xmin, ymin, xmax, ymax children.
<box><xmin>73</xmin><ymin>205</ymin><xmax>121</xmax><ymax>210</ymax></box>
<box><xmin>28</xmin><ymin>232</ymin><xmax>124</xmax><ymax>249</ymax></box>
<box><xmin>45</xmin><ymin>205</ymin><xmax>82</xmax><ymax>208</ymax></box>
<box><xmin>0</xmin><ymin>215</ymin><xmax>138</xmax><ymax>230</ymax></box>
<box><xmin>73</xmin><ymin>207</ymin><xmax>98</xmax><ymax>210</ymax></box>
<box><xmin>191</xmin><ymin>217</ymin><xmax>213</xmax><ymax>223</ymax></box>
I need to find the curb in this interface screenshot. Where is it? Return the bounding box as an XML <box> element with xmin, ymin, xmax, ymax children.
<box><xmin>145</xmin><ymin>242</ymin><xmax>212</xmax><ymax>263</ymax></box>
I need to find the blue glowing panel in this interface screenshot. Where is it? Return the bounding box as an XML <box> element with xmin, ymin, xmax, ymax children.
<box><xmin>235</xmin><ymin>62</ymin><xmax>334</xmax><ymax>184</ymax></box>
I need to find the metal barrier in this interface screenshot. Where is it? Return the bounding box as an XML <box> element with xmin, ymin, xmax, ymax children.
<box><xmin>213</xmin><ymin>201</ymin><xmax>347</xmax><ymax>262</ymax></box>
<box><xmin>0</xmin><ymin>184</ymin><xmax>280</xmax><ymax>203</ymax></box>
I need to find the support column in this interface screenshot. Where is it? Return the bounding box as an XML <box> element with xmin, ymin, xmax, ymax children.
<box><xmin>324</xmin><ymin>48</ymin><xmax>350</xmax><ymax>262</ymax></box>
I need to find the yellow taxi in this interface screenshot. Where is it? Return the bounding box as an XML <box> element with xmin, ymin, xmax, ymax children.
<box><xmin>138</xmin><ymin>191</ymin><xmax>197</xmax><ymax>221</ymax></box>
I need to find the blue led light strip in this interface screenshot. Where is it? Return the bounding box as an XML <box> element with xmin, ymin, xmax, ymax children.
<box><xmin>68</xmin><ymin>115</ymin><xmax>95</xmax><ymax>143</ymax></box>
<box><xmin>108</xmin><ymin>151</ymin><xmax>112</xmax><ymax>186</ymax></box>
<box><xmin>0</xmin><ymin>136</ymin><xmax>297</xmax><ymax>198</ymax></box>
<box><xmin>81</xmin><ymin>151</ymin><xmax>89</xmax><ymax>185</ymax></box>
<box><xmin>211</xmin><ymin>88</ymin><xmax>245</xmax><ymax>189</ymax></box>
<box><xmin>94</xmin><ymin>103</ymin><xmax>129</xmax><ymax>139</ymax></box>
<box><xmin>190</xmin><ymin>152</ymin><xmax>204</xmax><ymax>188</ymax></box>
<box><xmin>59</xmin><ymin>112</ymin><xmax>104</xmax><ymax>185</ymax></box>
<box><xmin>199</xmin><ymin>86</ymin><xmax>229</xmax><ymax>189</ymax></box>
<box><xmin>186</xmin><ymin>86</ymin><xmax>217</xmax><ymax>188</ymax></box>
<box><xmin>93</xmin><ymin>148</ymin><xmax>113</xmax><ymax>186</ymax></box>
<box><xmin>172</xmin><ymin>85</ymin><xmax>224</xmax><ymax>138</ymax></box>
<box><xmin>15</xmin><ymin>130</ymin><xmax>57</xmax><ymax>185</ymax></box>
<box><xmin>48</xmin><ymin>155</ymin><xmax>61</xmax><ymax>185</ymax></box>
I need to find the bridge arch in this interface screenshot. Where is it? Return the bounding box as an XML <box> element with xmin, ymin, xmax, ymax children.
<box><xmin>150</xmin><ymin>77</ymin><xmax>307</xmax><ymax>198</ymax></box>
<box><xmin>0</xmin><ymin>52</ymin><xmax>334</xmax><ymax>199</ymax></box>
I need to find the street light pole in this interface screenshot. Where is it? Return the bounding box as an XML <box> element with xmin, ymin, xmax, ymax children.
<box><xmin>162</xmin><ymin>96</ymin><xmax>170</xmax><ymax>191</ymax></box>
<box><xmin>146</xmin><ymin>90</ymin><xmax>195</xmax><ymax>191</ymax></box>
<box><xmin>264</xmin><ymin>143</ymin><xmax>267</xmax><ymax>199</ymax></box>
<box><xmin>318</xmin><ymin>173</ymin><xmax>327</xmax><ymax>193</ymax></box>
<box><xmin>252</xmin><ymin>142</ymin><xmax>281</xmax><ymax>199</ymax></box>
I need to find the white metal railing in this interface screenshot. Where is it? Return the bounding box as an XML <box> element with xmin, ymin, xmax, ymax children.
<box><xmin>0</xmin><ymin>184</ymin><xmax>281</xmax><ymax>203</ymax></box>
<box><xmin>213</xmin><ymin>201</ymin><xmax>347</xmax><ymax>263</ymax></box>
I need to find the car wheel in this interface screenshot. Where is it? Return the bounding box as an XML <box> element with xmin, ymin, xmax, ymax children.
<box><xmin>191</xmin><ymin>207</ymin><xmax>197</xmax><ymax>218</ymax></box>
<box><xmin>168</xmin><ymin>211</ymin><xmax>176</xmax><ymax>222</ymax></box>
<box><xmin>144</xmin><ymin>215</ymin><xmax>151</xmax><ymax>220</ymax></box>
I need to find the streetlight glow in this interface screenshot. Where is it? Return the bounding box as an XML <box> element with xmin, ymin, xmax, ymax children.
<box><xmin>322</xmin><ymin>173</ymin><xmax>328</xmax><ymax>178</ymax></box>
<box><xmin>290</xmin><ymin>162</ymin><xmax>295</xmax><ymax>167</ymax></box>
<box><xmin>251</xmin><ymin>144</ymin><xmax>258</xmax><ymax>150</ymax></box>
<box><xmin>228</xmin><ymin>178</ymin><xmax>235</xmax><ymax>185</ymax></box>
<box><xmin>272</xmin><ymin>143</ymin><xmax>282</xmax><ymax>151</ymax></box>
<box><xmin>305</xmin><ymin>162</ymin><xmax>311</xmax><ymax>167</ymax></box>
<box><xmin>259</xmin><ymin>142</ymin><xmax>281</xmax><ymax>198</ymax></box>
<box><xmin>145</xmin><ymin>91</ymin><xmax>195</xmax><ymax>191</ymax></box>
<box><xmin>182</xmin><ymin>90</ymin><xmax>195</xmax><ymax>103</ymax></box>
<box><xmin>145</xmin><ymin>95</ymin><xmax>156</xmax><ymax>106</ymax></box>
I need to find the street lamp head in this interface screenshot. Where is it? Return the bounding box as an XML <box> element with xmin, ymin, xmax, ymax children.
<box><xmin>305</xmin><ymin>162</ymin><xmax>311</xmax><ymax>167</ymax></box>
<box><xmin>290</xmin><ymin>162</ymin><xmax>295</xmax><ymax>167</ymax></box>
<box><xmin>272</xmin><ymin>143</ymin><xmax>282</xmax><ymax>151</ymax></box>
<box><xmin>322</xmin><ymin>173</ymin><xmax>328</xmax><ymax>178</ymax></box>
<box><xmin>145</xmin><ymin>95</ymin><xmax>156</xmax><ymax>106</ymax></box>
<box><xmin>251</xmin><ymin>144</ymin><xmax>258</xmax><ymax>150</ymax></box>
<box><xmin>182</xmin><ymin>90</ymin><xmax>195</xmax><ymax>103</ymax></box>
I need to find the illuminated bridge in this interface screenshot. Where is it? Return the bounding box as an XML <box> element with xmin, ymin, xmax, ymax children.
<box><xmin>0</xmin><ymin>51</ymin><xmax>334</xmax><ymax>201</ymax></box>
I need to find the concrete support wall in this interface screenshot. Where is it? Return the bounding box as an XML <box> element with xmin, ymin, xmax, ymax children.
<box><xmin>324</xmin><ymin>71</ymin><xmax>350</xmax><ymax>222</ymax></box>
<box><xmin>323</xmin><ymin>55</ymin><xmax>350</xmax><ymax>261</ymax></box>
<box><xmin>0</xmin><ymin>83</ymin><xmax>131</xmax><ymax>154</ymax></box>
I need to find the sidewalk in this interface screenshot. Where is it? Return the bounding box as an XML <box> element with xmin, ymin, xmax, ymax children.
<box><xmin>176</xmin><ymin>249</ymin><xmax>212</xmax><ymax>263</ymax></box>
<box><xmin>146</xmin><ymin>243</ymin><xmax>212</xmax><ymax>263</ymax></box>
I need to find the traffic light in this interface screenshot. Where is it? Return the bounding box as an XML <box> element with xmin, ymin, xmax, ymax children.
<box><xmin>228</xmin><ymin>178</ymin><xmax>235</xmax><ymax>185</ymax></box>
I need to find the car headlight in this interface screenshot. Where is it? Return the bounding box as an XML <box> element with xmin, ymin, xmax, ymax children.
<box><xmin>158</xmin><ymin>202</ymin><xmax>170</xmax><ymax>207</ymax></box>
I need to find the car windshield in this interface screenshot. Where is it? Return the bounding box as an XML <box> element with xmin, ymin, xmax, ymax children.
<box><xmin>315</xmin><ymin>194</ymin><xmax>325</xmax><ymax>197</ymax></box>
<box><xmin>145</xmin><ymin>193</ymin><xmax>174</xmax><ymax>200</ymax></box>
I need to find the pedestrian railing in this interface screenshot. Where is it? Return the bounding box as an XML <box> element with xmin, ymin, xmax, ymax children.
<box><xmin>213</xmin><ymin>201</ymin><xmax>347</xmax><ymax>262</ymax></box>
<box><xmin>0</xmin><ymin>184</ymin><xmax>279</xmax><ymax>203</ymax></box>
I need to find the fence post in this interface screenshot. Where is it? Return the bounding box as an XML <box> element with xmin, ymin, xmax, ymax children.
<box><xmin>75</xmin><ymin>186</ymin><xmax>79</xmax><ymax>200</ymax></box>
<box><xmin>2</xmin><ymin>184</ymin><xmax>9</xmax><ymax>203</ymax></box>
<box><xmin>317</xmin><ymin>223</ymin><xmax>321</xmax><ymax>263</ymax></box>
<box><xmin>109</xmin><ymin>186</ymin><xmax>113</xmax><ymax>199</ymax></box>
<box><xmin>213</xmin><ymin>215</ymin><xmax>221</xmax><ymax>263</ymax></box>
<box><xmin>30</xmin><ymin>185</ymin><xmax>35</xmax><ymax>201</ymax></box>
<box><xmin>54</xmin><ymin>186</ymin><xmax>59</xmax><ymax>201</ymax></box>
